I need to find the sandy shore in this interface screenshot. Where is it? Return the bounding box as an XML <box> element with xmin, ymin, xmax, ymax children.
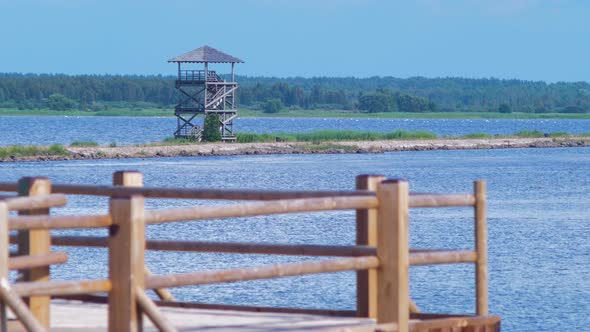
<box><xmin>1</xmin><ymin>137</ymin><xmax>588</xmax><ymax>162</ymax></box>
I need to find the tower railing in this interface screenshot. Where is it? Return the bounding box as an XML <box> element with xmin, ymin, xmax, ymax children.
<box><xmin>0</xmin><ymin>172</ymin><xmax>500</xmax><ymax>332</ymax></box>
<box><xmin>177</xmin><ymin>70</ymin><xmax>226</xmax><ymax>83</ymax></box>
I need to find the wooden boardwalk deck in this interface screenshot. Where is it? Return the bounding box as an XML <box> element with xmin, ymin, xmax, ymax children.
<box><xmin>5</xmin><ymin>300</ymin><xmax>376</xmax><ymax>332</ymax></box>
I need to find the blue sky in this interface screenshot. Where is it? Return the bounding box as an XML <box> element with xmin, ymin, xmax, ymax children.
<box><xmin>0</xmin><ymin>0</ymin><xmax>588</xmax><ymax>82</ymax></box>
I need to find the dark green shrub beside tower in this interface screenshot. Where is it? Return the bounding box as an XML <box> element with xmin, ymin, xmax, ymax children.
<box><xmin>202</xmin><ymin>114</ymin><xmax>222</xmax><ymax>142</ymax></box>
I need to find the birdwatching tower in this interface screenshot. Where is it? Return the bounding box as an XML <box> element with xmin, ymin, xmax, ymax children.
<box><xmin>168</xmin><ymin>46</ymin><xmax>243</xmax><ymax>141</ymax></box>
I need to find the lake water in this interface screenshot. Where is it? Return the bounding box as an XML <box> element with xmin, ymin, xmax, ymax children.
<box><xmin>1</xmin><ymin>147</ymin><xmax>589</xmax><ymax>332</ymax></box>
<box><xmin>0</xmin><ymin>116</ymin><xmax>589</xmax><ymax>146</ymax></box>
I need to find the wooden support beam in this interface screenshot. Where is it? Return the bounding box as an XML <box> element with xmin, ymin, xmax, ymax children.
<box><xmin>5</xmin><ymin>194</ymin><xmax>67</xmax><ymax>211</ymax></box>
<box><xmin>108</xmin><ymin>181</ymin><xmax>145</xmax><ymax>332</ymax></box>
<box><xmin>0</xmin><ymin>279</ymin><xmax>46</xmax><ymax>332</ymax></box>
<box><xmin>409</xmin><ymin>194</ymin><xmax>475</xmax><ymax>208</ymax></box>
<box><xmin>8</xmin><ymin>252</ymin><xmax>68</xmax><ymax>270</ymax></box>
<box><xmin>113</xmin><ymin>171</ymin><xmax>176</xmax><ymax>303</ymax></box>
<box><xmin>0</xmin><ymin>202</ymin><xmax>10</xmax><ymax>332</ymax></box>
<box><xmin>12</xmin><ymin>280</ymin><xmax>111</xmax><ymax>297</ymax></box>
<box><xmin>409</xmin><ymin>250</ymin><xmax>477</xmax><ymax>265</ymax></box>
<box><xmin>376</xmin><ymin>179</ymin><xmax>409</xmax><ymax>332</ymax></box>
<box><xmin>144</xmin><ymin>196</ymin><xmax>378</xmax><ymax>224</ymax></box>
<box><xmin>17</xmin><ymin>177</ymin><xmax>52</xmax><ymax>328</ymax></box>
<box><xmin>145</xmin><ymin>256</ymin><xmax>379</xmax><ymax>290</ymax></box>
<box><xmin>0</xmin><ymin>182</ymin><xmax>17</xmax><ymax>192</ymax></box>
<box><xmin>9</xmin><ymin>214</ymin><xmax>112</xmax><ymax>230</ymax></box>
<box><xmin>50</xmin><ymin>184</ymin><xmax>372</xmax><ymax>200</ymax></box>
<box><xmin>474</xmin><ymin>180</ymin><xmax>488</xmax><ymax>315</ymax></box>
<box><xmin>355</xmin><ymin>174</ymin><xmax>384</xmax><ymax>318</ymax></box>
<box><xmin>144</xmin><ymin>267</ymin><xmax>175</xmax><ymax>302</ymax></box>
<box><xmin>135</xmin><ymin>287</ymin><xmax>177</xmax><ymax>332</ymax></box>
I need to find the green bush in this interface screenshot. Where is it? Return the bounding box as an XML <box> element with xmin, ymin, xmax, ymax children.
<box><xmin>498</xmin><ymin>103</ymin><xmax>512</xmax><ymax>114</ymax></box>
<box><xmin>202</xmin><ymin>114</ymin><xmax>221</xmax><ymax>142</ymax></box>
<box><xmin>262</xmin><ymin>98</ymin><xmax>284</xmax><ymax>114</ymax></box>
<box><xmin>48</xmin><ymin>144</ymin><xmax>68</xmax><ymax>155</ymax></box>
<box><xmin>46</xmin><ymin>93</ymin><xmax>77</xmax><ymax>111</ymax></box>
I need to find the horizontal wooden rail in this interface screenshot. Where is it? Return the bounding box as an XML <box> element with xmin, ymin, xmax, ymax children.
<box><xmin>45</xmin><ymin>235</ymin><xmax>378</xmax><ymax>257</ymax></box>
<box><xmin>14</xmin><ymin>236</ymin><xmax>477</xmax><ymax>265</ymax></box>
<box><xmin>51</xmin><ymin>183</ymin><xmax>374</xmax><ymax>200</ymax></box>
<box><xmin>0</xmin><ymin>182</ymin><xmax>17</xmax><ymax>192</ymax></box>
<box><xmin>3</xmin><ymin>182</ymin><xmax>474</xmax><ymax>209</ymax></box>
<box><xmin>4</xmin><ymin>194</ymin><xmax>67</xmax><ymax>211</ymax></box>
<box><xmin>409</xmin><ymin>250</ymin><xmax>477</xmax><ymax>265</ymax></box>
<box><xmin>12</xmin><ymin>279</ymin><xmax>112</xmax><ymax>297</ymax></box>
<box><xmin>9</xmin><ymin>214</ymin><xmax>112</xmax><ymax>230</ymax></box>
<box><xmin>146</xmin><ymin>256</ymin><xmax>380</xmax><ymax>289</ymax></box>
<box><xmin>409</xmin><ymin>194</ymin><xmax>475</xmax><ymax>208</ymax></box>
<box><xmin>9</xmin><ymin>252</ymin><xmax>68</xmax><ymax>270</ymax></box>
<box><xmin>144</xmin><ymin>196</ymin><xmax>379</xmax><ymax>224</ymax></box>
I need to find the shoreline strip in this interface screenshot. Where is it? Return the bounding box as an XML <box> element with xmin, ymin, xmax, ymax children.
<box><xmin>0</xmin><ymin>137</ymin><xmax>588</xmax><ymax>163</ymax></box>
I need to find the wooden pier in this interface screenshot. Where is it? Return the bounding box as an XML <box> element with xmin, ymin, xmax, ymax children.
<box><xmin>0</xmin><ymin>172</ymin><xmax>501</xmax><ymax>332</ymax></box>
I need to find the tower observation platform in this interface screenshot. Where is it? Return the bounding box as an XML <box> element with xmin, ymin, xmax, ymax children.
<box><xmin>168</xmin><ymin>46</ymin><xmax>244</xmax><ymax>141</ymax></box>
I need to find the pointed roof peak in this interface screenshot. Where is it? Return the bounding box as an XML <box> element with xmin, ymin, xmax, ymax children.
<box><xmin>168</xmin><ymin>45</ymin><xmax>244</xmax><ymax>63</ymax></box>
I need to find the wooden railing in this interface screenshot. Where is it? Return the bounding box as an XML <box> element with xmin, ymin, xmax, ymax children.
<box><xmin>0</xmin><ymin>171</ymin><xmax>497</xmax><ymax>332</ymax></box>
<box><xmin>177</xmin><ymin>69</ymin><xmax>221</xmax><ymax>82</ymax></box>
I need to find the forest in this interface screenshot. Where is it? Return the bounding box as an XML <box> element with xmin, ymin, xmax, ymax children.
<box><xmin>0</xmin><ymin>73</ymin><xmax>589</xmax><ymax>113</ymax></box>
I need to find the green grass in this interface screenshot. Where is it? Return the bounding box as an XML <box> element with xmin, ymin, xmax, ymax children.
<box><xmin>0</xmin><ymin>144</ymin><xmax>68</xmax><ymax>159</ymax></box>
<box><xmin>300</xmin><ymin>143</ymin><xmax>360</xmax><ymax>153</ymax></box>
<box><xmin>463</xmin><ymin>133</ymin><xmax>494</xmax><ymax>139</ymax></box>
<box><xmin>236</xmin><ymin>130</ymin><xmax>437</xmax><ymax>143</ymax></box>
<box><xmin>515</xmin><ymin>130</ymin><xmax>545</xmax><ymax>138</ymax></box>
<box><xmin>70</xmin><ymin>141</ymin><xmax>99</xmax><ymax>147</ymax></box>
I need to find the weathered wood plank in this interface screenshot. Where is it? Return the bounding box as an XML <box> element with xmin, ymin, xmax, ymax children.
<box><xmin>113</xmin><ymin>171</ymin><xmax>176</xmax><ymax>303</ymax></box>
<box><xmin>108</xmin><ymin>192</ymin><xmax>145</xmax><ymax>332</ymax></box>
<box><xmin>17</xmin><ymin>177</ymin><xmax>52</xmax><ymax>327</ymax></box>
<box><xmin>376</xmin><ymin>179</ymin><xmax>409</xmax><ymax>332</ymax></box>
<box><xmin>356</xmin><ymin>174</ymin><xmax>384</xmax><ymax>318</ymax></box>
<box><xmin>474</xmin><ymin>180</ymin><xmax>488</xmax><ymax>316</ymax></box>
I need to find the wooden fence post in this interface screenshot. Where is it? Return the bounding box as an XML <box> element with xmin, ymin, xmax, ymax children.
<box><xmin>113</xmin><ymin>171</ymin><xmax>176</xmax><ymax>302</ymax></box>
<box><xmin>376</xmin><ymin>179</ymin><xmax>409</xmax><ymax>332</ymax></box>
<box><xmin>474</xmin><ymin>180</ymin><xmax>488</xmax><ymax>315</ymax></box>
<box><xmin>0</xmin><ymin>201</ymin><xmax>8</xmax><ymax>331</ymax></box>
<box><xmin>356</xmin><ymin>174</ymin><xmax>384</xmax><ymax>318</ymax></box>
<box><xmin>17</xmin><ymin>177</ymin><xmax>52</xmax><ymax>327</ymax></box>
<box><xmin>109</xmin><ymin>171</ymin><xmax>145</xmax><ymax>332</ymax></box>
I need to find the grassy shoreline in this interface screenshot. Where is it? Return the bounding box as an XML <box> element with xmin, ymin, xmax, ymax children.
<box><xmin>1</xmin><ymin>108</ymin><xmax>590</xmax><ymax>119</ymax></box>
<box><xmin>1</xmin><ymin>130</ymin><xmax>588</xmax><ymax>161</ymax></box>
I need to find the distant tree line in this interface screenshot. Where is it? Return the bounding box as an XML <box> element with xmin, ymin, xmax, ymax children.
<box><xmin>0</xmin><ymin>73</ymin><xmax>589</xmax><ymax>113</ymax></box>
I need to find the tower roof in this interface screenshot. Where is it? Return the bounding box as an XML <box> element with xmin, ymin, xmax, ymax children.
<box><xmin>168</xmin><ymin>45</ymin><xmax>244</xmax><ymax>63</ymax></box>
